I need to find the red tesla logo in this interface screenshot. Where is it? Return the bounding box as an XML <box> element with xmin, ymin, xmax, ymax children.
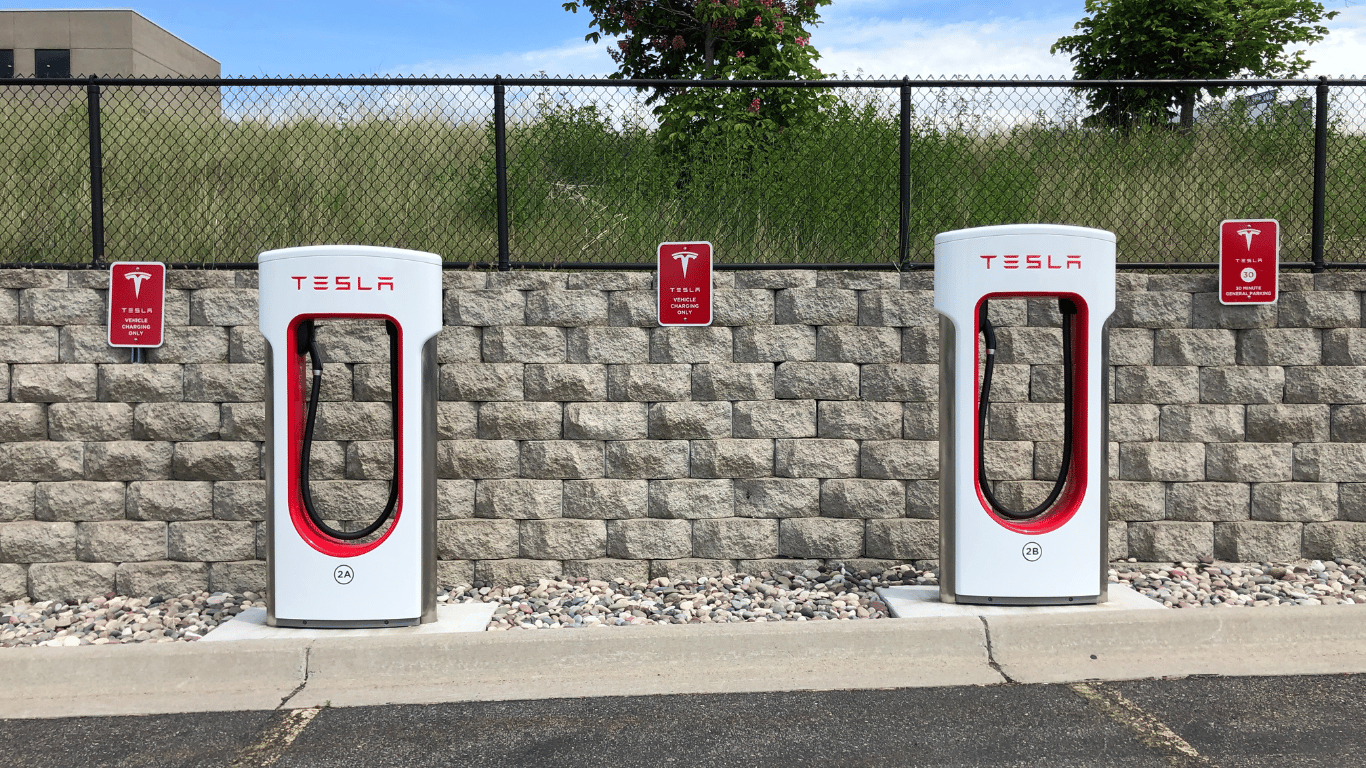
<box><xmin>291</xmin><ymin>276</ymin><xmax>394</xmax><ymax>291</ymax></box>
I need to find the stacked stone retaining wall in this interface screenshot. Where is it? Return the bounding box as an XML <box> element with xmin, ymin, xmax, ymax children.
<box><xmin>2</xmin><ymin>267</ymin><xmax>1365</xmax><ymax>601</ymax></box>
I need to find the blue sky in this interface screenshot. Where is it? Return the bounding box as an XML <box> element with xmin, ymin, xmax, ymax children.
<box><xmin>17</xmin><ymin>1</ymin><xmax>1366</xmax><ymax>77</ymax></box>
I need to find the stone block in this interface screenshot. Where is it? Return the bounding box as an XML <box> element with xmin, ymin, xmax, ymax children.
<box><xmin>59</xmin><ymin>326</ymin><xmax>129</xmax><ymax>363</ymax></box>
<box><xmin>901</xmin><ymin>327</ymin><xmax>940</xmax><ymax>365</ymax></box>
<box><xmin>648</xmin><ymin>401</ymin><xmax>731</xmax><ymax>439</ymax></box>
<box><xmin>1147</xmin><ymin>276</ymin><xmax>1215</xmax><ymax>292</ymax></box>
<box><xmin>210</xmin><ymin>561</ymin><xmax>267</xmax><ymax>595</ymax></box>
<box><xmin>0</xmin><ymin>563</ymin><xmax>25</xmax><ymax>602</ymax></box>
<box><xmin>775</xmin><ymin>288</ymin><xmax>858</xmax><ymax>326</ymax></box>
<box><xmin>774</xmin><ymin>362</ymin><xmax>859</xmax><ymax>401</ymax></box>
<box><xmin>217</xmin><ymin>401</ymin><xmax>268</xmax><ymax>443</ymax></box>
<box><xmin>607</xmin><ymin>363</ymin><xmax>692</xmax><ymax>402</ymax></box>
<box><xmin>865</xmin><ymin>519</ymin><xmax>937</xmax><ymax>559</ymax></box>
<box><xmin>1128</xmin><ymin>521</ymin><xmax>1213</xmax><ymax>561</ymax></box>
<box><xmin>172</xmin><ymin>442</ymin><xmax>259</xmax><ymax>481</ymax></box>
<box><xmin>981</xmin><ymin>441</ymin><xmax>1032</xmax><ymax>481</ymax></box>
<box><xmin>563</xmin><ymin>479</ymin><xmax>648</xmax><ymax>519</ymax></box>
<box><xmin>1119</xmin><ymin>443</ymin><xmax>1205</xmax><ymax>482</ymax></box>
<box><xmin>1214</xmin><ymin>522</ymin><xmax>1302</xmax><ymax>563</ymax></box>
<box><xmin>903</xmin><ymin>404</ymin><xmax>938</xmax><ymax>441</ymax></box>
<box><xmin>994</xmin><ymin>328</ymin><xmax>1061</xmax><ymax>365</ymax></box>
<box><xmin>85</xmin><ymin>441</ymin><xmax>173</xmax><ymax>481</ymax></box>
<box><xmin>565</xmin><ymin>272</ymin><xmax>651</xmax><ymax>291</ymax></box>
<box><xmin>564</xmin><ymin>402</ymin><xmax>648</xmax><ymax>440</ymax></box>
<box><xmin>650</xmin><ymin>327</ymin><xmax>733</xmax><ymax>363</ymax></box>
<box><xmin>1202</xmin><ymin>443</ymin><xmax>1291</xmax><ymax>483</ymax></box>
<box><xmin>1190</xmin><ymin>293</ymin><xmax>1276</xmax><ymax>330</ymax></box>
<box><xmin>1284</xmin><ymin>367</ymin><xmax>1366</xmax><ymax>404</ymax></box>
<box><xmin>478</xmin><ymin>401</ymin><xmax>562</xmax><ymax>440</ymax></box>
<box><xmin>566</xmin><ymin>327</ymin><xmax>649</xmax><ymax>364</ymax></box>
<box><xmin>905</xmin><ymin>480</ymin><xmax>938</xmax><ymax>519</ymax></box>
<box><xmin>146</xmin><ymin>326</ymin><xmax>229</xmax><ymax>363</ymax></box>
<box><xmin>648</xmin><ymin>479</ymin><xmax>734</xmax><ymax>519</ymax></box>
<box><xmin>0</xmin><ymin>521</ymin><xmax>76</xmax><ymax>562</ymax></box>
<box><xmin>524</xmin><ymin>364</ymin><xmax>606</xmax><ymax>402</ymax></box>
<box><xmin>1278</xmin><ymin>291</ymin><xmax>1359</xmax><ymax>328</ymax></box>
<box><xmin>19</xmin><ymin>288</ymin><xmax>104</xmax><ymax>325</ymax></box>
<box><xmin>1114</xmin><ymin>366</ymin><xmax>1199</xmax><ymax>404</ymax></box>
<box><xmin>214</xmin><ymin>481</ymin><xmax>266</xmax><ymax>521</ymax></box>
<box><xmin>345</xmin><ymin>442</ymin><xmax>394</xmax><ymax>480</ymax></box>
<box><xmin>474</xmin><ymin>479</ymin><xmax>561</xmax><ymax>519</ymax></box>
<box><xmin>1303</xmin><ymin>522</ymin><xmax>1366</xmax><ymax>560</ymax></box>
<box><xmin>1166</xmin><ymin>482</ymin><xmax>1249</xmax><ymax>522</ymax></box>
<box><xmin>1152</xmin><ymin>329</ymin><xmax>1236</xmax><ymax>366</ymax></box>
<box><xmin>779</xmin><ymin>518</ymin><xmax>864</xmax><ymax>559</ymax></box>
<box><xmin>520</xmin><ymin>519</ymin><xmax>607</xmax><ymax>560</ymax></box>
<box><xmin>10</xmin><ymin>363</ymin><xmax>97</xmax><ymax>402</ymax></box>
<box><xmin>445</xmin><ymin>289</ymin><xmax>525</xmax><ymax>326</ymax></box>
<box><xmin>1108</xmin><ymin>521</ymin><xmax>1128</xmax><ymax>561</ymax></box>
<box><xmin>168</xmin><ymin>516</ymin><xmax>256</xmax><ymax>560</ymax></box>
<box><xmin>1157</xmin><ymin>404</ymin><xmax>1244</xmax><ymax>443</ymax></box>
<box><xmin>189</xmin><ymin>288</ymin><xmax>257</xmax><ymax>326</ymax></box>
<box><xmin>1110</xmin><ymin>481</ymin><xmax>1166</xmax><ymax>522</ymax></box>
<box><xmin>648</xmin><ymin>558</ymin><xmax>737</xmax><ymax>580</ymax></box>
<box><xmin>984</xmin><ymin>300</ymin><xmax>1027</xmax><ymax>326</ymax></box>
<box><xmin>436</xmin><ymin>326</ymin><xmax>482</xmax><ymax>364</ymax></box>
<box><xmin>351</xmin><ymin>364</ymin><xmax>393</xmax><ymax>402</ymax></box>
<box><xmin>606</xmin><ymin>519</ymin><xmax>691</xmax><ymax>559</ymax></box>
<box><xmin>97</xmin><ymin>364</ymin><xmax>182</xmax><ymax>402</ymax></box>
<box><xmin>733</xmin><ymin>325</ymin><xmax>816</xmax><ymax>363</ymax></box>
<box><xmin>437</xmin><ymin>519</ymin><xmax>519</xmax><ymax>560</ymax></box>
<box><xmin>0</xmin><ymin>403</ymin><xmax>45</xmax><ymax>442</ymax></box>
<box><xmin>604</xmin><ymin>440</ymin><xmax>690</xmax><ymax>479</ymax></box>
<box><xmin>692</xmin><ymin>363</ymin><xmax>774</xmax><ymax>401</ymax></box>
<box><xmin>486</xmin><ymin>272</ymin><xmax>567</xmax><ymax>291</ymax></box>
<box><xmin>521</xmin><ymin>440</ymin><xmax>603</xmax><ymax>479</ymax></box>
<box><xmin>1239</xmin><ymin>328</ymin><xmax>1321</xmax><ymax>366</ymax></box>
<box><xmin>525</xmin><ymin>290</ymin><xmax>607</xmax><ymax>327</ymax></box>
<box><xmin>0</xmin><ymin>483</ymin><xmax>35</xmax><ymax>523</ymax></box>
<box><xmin>820</xmin><ymin>479</ymin><xmax>904</xmax><ymax>519</ymax></box>
<box><xmin>0</xmin><ymin>327</ymin><xmax>57</xmax><ymax>364</ymax></box>
<box><xmin>1247</xmin><ymin>404</ymin><xmax>1329</xmax><ymax>443</ymax></box>
<box><xmin>1323</xmin><ymin>329</ymin><xmax>1366</xmax><ymax>366</ymax></box>
<box><xmin>1199</xmin><ymin>367</ymin><xmax>1284</xmax><ymax>404</ymax></box>
<box><xmin>1108</xmin><ymin>329</ymin><xmax>1154</xmax><ymax>366</ymax></box>
<box><xmin>1108</xmin><ymin>404</ymin><xmax>1159</xmax><ymax>442</ymax></box>
<box><xmin>690</xmin><ymin>440</ymin><xmax>774</xmax><ymax>478</ymax></box>
<box><xmin>734</xmin><ymin>478</ymin><xmax>820</xmax><ymax>519</ymax></box>
<box><xmin>1294</xmin><ymin>443</ymin><xmax>1366</xmax><ymax>482</ymax></box>
<box><xmin>0</xmin><ymin>270</ymin><xmax>65</xmax><ymax>290</ymax></box>
<box><xmin>560</xmin><ymin>559</ymin><xmax>650</xmax><ymax>583</ymax></box>
<box><xmin>712</xmin><ymin>290</ymin><xmax>775</xmax><ymax>326</ymax></box>
<box><xmin>819</xmin><ymin>272</ymin><xmax>898</xmax><ymax>290</ymax></box>
<box><xmin>115</xmin><ymin>561</ymin><xmax>209</xmax><ymax>597</ymax></box>
<box><xmin>473</xmin><ymin>559</ymin><xmax>564</xmax><ymax>587</ymax></box>
<box><xmin>228</xmin><ymin>326</ymin><xmax>266</xmax><ymax>364</ymax></box>
<box><xmin>983</xmin><ymin>402</ymin><xmax>1065</xmax><ymax>441</ymax></box>
<box><xmin>436</xmin><ymin>402</ymin><xmax>477</xmax><ymax>440</ymax></box>
<box><xmin>183</xmin><ymin>364</ymin><xmax>264</xmax><ymax>402</ymax></box>
<box><xmin>816</xmin><ymin>326</ymin><xmax>899</xmax><ymax>364</ymax></box>
<box><xmin>440</xmin><ymin>363</ymin><xmax>524</xmax><ymax>401</ymax></box>
<box><xmin>816</xmin><ymin>401</ymin><xmax>902</xmax><ymax>440</ymax></box>
<box><xmin>133</xmin><ymin>402</ymin><xmax>222</xmax><ymax>441</ymax></box>
<box><xmin>126</xmin><ymin>481</ymin><xmax>214</xmax><ymax>521</ymax></box>
<box><xmin>76</xmin><ymin>521</ymin><xmax>166</xmax><ymax>562</ymax></box>
<box><xmin>1250</xmin><ymin>482</ymin><xmax>1337</xmax><ymax>522</ymax></box>
<box><xmin>0</xmin><ymin>442</ymin><xmax>83</xmax><ymax>482</ymax></box>
<box><xmin>735</xmin><ymin>271</ymin><xmax>816</xmax><ymax>290</ymax></box>
<box><xmin>481</xmin><ymin>326</ymin><xmax>565</xmax><ymax>363</ymax></box>
<box><xmin>775</xmin><ymin>439</ymin><xmax>859</xmax><ymax>478</ymax></box>
<box><xmin>859</xmin><ymin>290</ymin><xmax>934</xmax><ymax>327</ymax></box>
<box><xmin>301</xmin><ymin>441</ymin><xmax>347</xmax><ymax>481</ymax></box>
<box><xmin>437</xmin><ymin>560</ymin><xmax>476</xmax><ymax>589</ymax></box>
<box><xmin>606</xmin><ymin>291</ymin><xmax>656</xmax><ymax>327</ymax></box>
<box><xmin>860</xmin><ymin>364</ymin><xmax>937</xmax><ymax>403</ymax></box>
<box><xmin>304</xmin><ymin>481</ymin><xmax>390</xmax><ymax>523</ymax></box>
<box><xmin>34</xmin><ymin>481</ymin><xmax>124</xmax><ymax>523</ymax></box>
<box><xmin>692</xmin><ymin>518</ymin><xmax>778</xmax><ymax>559</ymax></box>
<box><xmin>860</xmin><ymin>440</ymin><xmax>938</xmax><ymax>480</ymax></box>
<box><xmin>165</xmin><ymin>271</ymin><xmax>232</xmax><ymax>289</ymax></box>
<box><xmin>44</xmin><ymin>403</ymin><xmax>131</xmax><ymax>442</ymax></box>
<box><xmin>732</xmin><ymin>400</ymin><xmax>816</xmax><ymax>439</ymax></box>
<box><xmin>29</xmin><ymin>562</ymin><xmax>116</xmax><ymax>602</ymax></box>
<box><xmin>438</xmin><ymin>479</ymin><xmax>476</xmax><ymax>519</ymax></box>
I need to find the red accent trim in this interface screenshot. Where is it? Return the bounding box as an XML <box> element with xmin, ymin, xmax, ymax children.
<box><xmin>286</xmin><ymin>313</ymin><xmax>402</xmax><ymax>558</ymax></box>
<box><xmin>972</xmin><ymin>292</ymin><xmax>1089</xmax><ymax>535</ymax></box>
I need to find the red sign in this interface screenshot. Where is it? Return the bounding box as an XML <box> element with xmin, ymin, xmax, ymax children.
<box><xmin>108</xmin><ymin>262</ymin><xmax>166</xmax><ymax>347</ymax></box>
<box><xmin>1219</xmin><ymin>220</ymin><xmax>1278</xmax><ymax>305</ymax></box>
<box><xmin>657</xmin><ymin>242</ymin><xmax>713</xmax><ymax>326</ymax></box>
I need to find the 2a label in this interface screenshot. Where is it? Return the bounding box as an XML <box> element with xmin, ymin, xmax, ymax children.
<box><xmin>334</xmin><ymin>565</ymin><xmax>354</xmax><ymax>584</ymax></box>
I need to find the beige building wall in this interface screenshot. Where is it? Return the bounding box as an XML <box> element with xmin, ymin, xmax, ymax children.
<box><xmin>0</xmin><ymin>9</ymin><xmax>219</xmax><ymax>77</ymax></box>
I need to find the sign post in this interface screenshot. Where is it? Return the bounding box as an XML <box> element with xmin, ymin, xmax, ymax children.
<box><xmin>1219</xmin><ymin>220</ymin><xmax>1278</xmax><ymax>305</ymax></box>
<box><xmin>108</xmin><ymin>262</ymin><xmax>166</xmax><ymax>357</ymax></box>
<box><xmin>657</xmin><ymin>242</ymin><xmax>713</xmax><ymax>326</ymax></box>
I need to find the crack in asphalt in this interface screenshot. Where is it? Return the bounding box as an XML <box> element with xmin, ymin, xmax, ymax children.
<box><xmin>1070</xmin><ymin>682</ymin><xmax>1213</xmax><ymax>768</ymax></box>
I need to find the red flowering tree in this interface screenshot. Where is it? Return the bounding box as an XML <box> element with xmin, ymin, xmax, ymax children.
<box><xmin>563</xmin><ymin>0</ymin><xmax>833</xmax><ymax>149</ymax></box>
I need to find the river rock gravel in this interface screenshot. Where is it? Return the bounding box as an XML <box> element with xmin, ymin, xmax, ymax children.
<box><xmin>2</xmin><ymin>558</ymin><xmax>1362</xmax><ymax>646</ymax></box>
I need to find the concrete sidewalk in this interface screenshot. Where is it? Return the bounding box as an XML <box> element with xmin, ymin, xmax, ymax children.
<box><xmin>3</xmin><ymin>605</ymin><xmax>1366</xmax><ymax>720</ymax></box>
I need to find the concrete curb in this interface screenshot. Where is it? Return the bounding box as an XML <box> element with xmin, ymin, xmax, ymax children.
<box><xmin>3</xmin><ymin>606</ymin><xmax>1365</xmax><ymax>719</ymax></box>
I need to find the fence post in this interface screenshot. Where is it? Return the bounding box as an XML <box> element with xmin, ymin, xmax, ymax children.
<box><xmin>87</xmin><ymin>76</ymin><xmax>105</xmax><ymax>268</ymax></box>
<box><xmin>494</xmin><ymin>75</ymin><xmax>510</xmax><ymax>271</ymax></box>
<box><xmin>1311</xmin><ymin>76</ymin><xmax>1329</xmax><ymax>273</ymax></box>
<box><xmin>898</xmin><ymin>77</ymin><xmax>911</xmax><ymax>271</ymax></box>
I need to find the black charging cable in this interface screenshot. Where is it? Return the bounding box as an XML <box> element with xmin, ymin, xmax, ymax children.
<box><xmin>296</xmin><ymin>319</ymin><xmax>401</xmax><ymax>540</ymax></box>
<box><xmin>976</xmin><ymin>298</ymin><xmax>1077</xmax><ymax>520</ymax></box>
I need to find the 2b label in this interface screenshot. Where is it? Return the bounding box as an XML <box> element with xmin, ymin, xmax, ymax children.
<box><xmin>1022</xmin><ymin>542</ymin><xmax>1042</xmax><ymax>562</ymax></box>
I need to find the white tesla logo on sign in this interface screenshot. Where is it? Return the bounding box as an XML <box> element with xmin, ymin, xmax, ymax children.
<box><xmin>673</xmin><ymin>250</ymin><xmax>697</xmax><ymax>278</ymax></box>
<box><xmin>124</xmin><ymin>270</ymin><xmax>153</xmax><ymax>298</ymax></box>
<box><xmin>1236</xmin><ymin>227</ymin><xmax>1260</xmax><ymax>250</ymax></box>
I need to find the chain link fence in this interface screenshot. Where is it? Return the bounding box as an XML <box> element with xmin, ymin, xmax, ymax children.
<box><xmin>1</xmin><ymin>76</ymin><xmax>1363</xmax><ymax>269</ymax></box>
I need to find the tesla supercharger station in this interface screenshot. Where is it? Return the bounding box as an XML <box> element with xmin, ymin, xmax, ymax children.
<box><xmin>935</xmin><ymin>224</ymin><xmax>1115</xmax><ymax>605</ymax></box>
<box><xmin>259</xmin><ymin>245</ymin><xmax>441</xmax><ymax>627</ymax></box>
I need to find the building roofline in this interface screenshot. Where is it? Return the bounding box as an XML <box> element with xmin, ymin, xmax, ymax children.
<box><xmin>0</xmin><ymin>8</ymin><xmax>219</xmax><ymax>64</ymax></box>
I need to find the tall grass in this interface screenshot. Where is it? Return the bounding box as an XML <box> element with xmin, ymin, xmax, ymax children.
<box><xmin>0</xmin><ymin>84</ymin><xmax>1360</xmax><ymax>265</ymax></box>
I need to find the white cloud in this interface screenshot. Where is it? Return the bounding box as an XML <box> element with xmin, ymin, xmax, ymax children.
<box><xmin>1299</xmin><ymin>5</ymin><xmax>1366</xmax><ymax>77</ymax></box>
<box><xmin>390</xmin><ymin>39</ymin><xmax>617</xmax><ymax>77</ymax></box>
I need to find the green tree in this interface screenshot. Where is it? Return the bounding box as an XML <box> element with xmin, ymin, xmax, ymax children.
<box><xmin>562</xmin><ymin>0</ymin><xmax>832</xmax><ymax>149</ymax></box>
<box><xmin>1051</xmin><ymin>0</ymin><xmax>1337</xmax><ymax>129</ymax></box>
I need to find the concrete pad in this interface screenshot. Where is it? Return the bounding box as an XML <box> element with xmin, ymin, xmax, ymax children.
<box><xmin>200</xmin><ymin>603</ymin><xmax>497</xmax><ymax>642</ymax></box>
<box><xmin>291</xmin><ymin>615</ymin><xmax>1000</xmax><ymax>709</ymax></box>
<box><xmin>987</xmin><ymin>603</ymin><xmax>1366</xmax><ymax>684</ymax></box>
<box><xmin>876</xmin><ymin>584</ymin><xmax>1166</xmax><ymax>618</ymax></box>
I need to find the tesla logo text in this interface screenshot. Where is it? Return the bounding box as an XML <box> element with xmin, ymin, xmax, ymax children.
<box><xmin>1236</xmin><ymin>227</ymin><xmax>1260</xmax><ymax>249</ymax></box>
<box><xmin>291</xmin><ymin>276</ymin><xmax>394</xmax><ymax>291</ymax></box>
<box><xmin>980</xmin><ymin>254</ymin><xmax>1081</xmax><ymax>270</ymax></box>
<box><xmin>124</xmin><ymin>270</ymin><xmax>154</xmax><ymax>298</ymax></box>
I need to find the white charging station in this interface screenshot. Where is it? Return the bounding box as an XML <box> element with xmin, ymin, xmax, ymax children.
<box><xmin>935</xmin><ymin>224</ymin><xmax>1115</xmax><ymax>605</ymax></box>
<box><xmin>259</xmin><ymin>245</ymin><xmax>441</xmax><ymax>627</ymax></box>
